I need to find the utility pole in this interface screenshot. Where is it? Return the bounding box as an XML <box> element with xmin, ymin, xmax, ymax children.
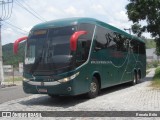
<box><xmin>124</xmin><ymin>28</ymin><xmax>132</xmax><ymax>35</ymax></box>
<box><xmin>0</xmin><ymin>19</ymin><xmax>4</xmax><ymax>85</ymax></box>
<box><xmin>0</xmin><ymin>0</ymin><xmax>13</xmax><ymax>85</ymax></box>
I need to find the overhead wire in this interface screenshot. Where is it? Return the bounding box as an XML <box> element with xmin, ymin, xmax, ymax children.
<box><xmin>1</xmin><ymin>26</ymin><xmax>26</xmax><ymax>35</ymax></box>
<box><xmin>6</xmin><ymin>0</ymin><xmax>13</xmax><ymax>20</ymax></box>
<box><xmin>15</xmin><ymin>0</ymin><xmax>46</xmax><ymax>22</ymax></box>
<box><xmin>1</xmin><ymin>1</ymin><xmax>6</xmax><ymax>20</ymax></box>
<box><xmin>0</xmin><ymin>0</ymin><xmax>13</xmax><ymax>20</ymax></box>
<box><xmin>4</xmin><ymin>0</ymin><xmax>8</xmax><ymax>19</ymax></box>
<box><xmin>21</xmin><ymin>0</ymin><xmax>46</xmax><ymax>22</ymax></box>
<box><xmin>3</xmin><ymin>21</ymin><xmax>28</xmax><ymax>33</ymax></box>
<box><xmin>0</xmin><ymin>0</ymin><xmax>29</xmax><ymax>43</ymax></box>
<box><xmin>3</xmin><ymin>1</ymin><xmax>6</xmax><ymax>20</ymax></box>
<box><xmin>1</xmin><ymin>1</ymin><xmax>4</xmax><ymax>20</ymax></box>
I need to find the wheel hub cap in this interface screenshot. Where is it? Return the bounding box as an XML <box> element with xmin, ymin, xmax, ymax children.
<box><xmin>90</xmin><ymin>82</ymin><xmax>97</xmax><ymax>93</ymax></box>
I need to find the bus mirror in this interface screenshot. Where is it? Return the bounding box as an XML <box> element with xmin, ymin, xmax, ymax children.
<box><xmin>13</xmin><ymin>36</ymin><xmax>28</xmax><ymax>54</ymax></box>
<box><xmin>70</xmin><ymin>31</ymin><xmax>87</xmax><ymax>51</ymax></box>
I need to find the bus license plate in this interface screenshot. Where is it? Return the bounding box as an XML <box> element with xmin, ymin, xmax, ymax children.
<box><xmin>38</xmin><ymin>89</ymin><xmax>47</xmax><ymax>93</ymax></box>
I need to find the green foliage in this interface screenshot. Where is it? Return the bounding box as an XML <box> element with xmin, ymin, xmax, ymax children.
<box><xmin>147</xmin><ymin>61</ymin><xmax>159</xmax><ymax>69</ymax></box>
<box><xmin>151</xmin><ymin>67</ymin><xmax>160</xmax><ymax>88</ymax></box>
<box><xmin>131</xmin><ymin>23</ymin><xmax>141</xmax><ymax>36</ymax></box>
<box><xmin>145</xmin><ymin>39</ymin><xmax>156</xmax><ymax>49</ymax></box>
<box><xmin>152</xmin><ymin>61</ymin><xmax>159</xmax><ymax>68</ymax></box>
<box><xmin>155</xmin><ymin>38</ymin><xmax>160</xmax><ymax>55</ymax></box>
<box><xmin>126</xmin><ymin>0</ymin><xmax>160</xmax><ymax>55</ymax></box>
<box><xmin>153</xmin><ymin>67</ymin><xmax>160</xmax><ymax>79</ymax></box>
<box><xmin>131</xmin><ymin>23</ymin><xmax>146</xmax><ymax>37</ymax></box>
<box><xmin>5</xmin><ymin>76</ymin><xmax>23</xmax><ymax>82</ymax></box>
<box><xmin>2</xmin><ymin>42</ymin><xmax>26</xmax><ymax>67</ymax></box>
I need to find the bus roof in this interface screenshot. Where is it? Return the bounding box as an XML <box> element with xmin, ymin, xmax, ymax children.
<box><xmin>32</xmin><ymin>17</ymin><xmax>144</xmax><ymax>43</ymax></box>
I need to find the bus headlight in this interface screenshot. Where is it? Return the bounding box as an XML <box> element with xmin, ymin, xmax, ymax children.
<box><xmin>58</xmin><ymin>72</ymin><xmax>79</xmax><ymax>83</ymax></box>
<box><xmin>23</xmin><ymin>78</ymin><xmax>30</xmax><ymax>82</ymax></box>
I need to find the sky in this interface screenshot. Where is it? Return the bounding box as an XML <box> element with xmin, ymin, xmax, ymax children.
<box><xmin>1</xmin><ymin>0</ymin><xmax>151</xmax><ymax>45</ymax></box>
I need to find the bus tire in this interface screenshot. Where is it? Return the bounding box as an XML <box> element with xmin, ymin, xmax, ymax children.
<box><xmin>87</xmin><ymin>77</ymin><xmax>99</xmax><ymax>98</ymax></box>
<box><xmin>137</xmin><ymin>71</ymin><xmax>141</xmax><ymax>83</ymax></box>
<box><xmin>132</xmin><ymin>72</ymin><xmax>137</xmax><ymax>85</ymax></box>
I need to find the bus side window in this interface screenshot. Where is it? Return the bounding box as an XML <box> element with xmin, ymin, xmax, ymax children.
<box><xmin>130</xmin><ymin>40</ymin><xmax>138</xmax><ymax>54</ymax></box>
<box><xmin>123</xmin><ymin>39</ymin><xmax>129</xmax><ymax>51</ymax></box>
<box><xmin>95</xmin><ymin>26</ymin><xmax>113</xmax><ymax>51</ymax></box>
<box><xmin>106</xmin><ymin>32</ymin><xmax>116</xmax><ymax>50</ymax></box>
<box><xmin>130</xmin><ymin>40</ymin><xmax>145</xmax><ymax>54</ymax></box>
<box><xmin>139</xmin><ymin>43</ymin><xmax>145</xmax><ymax>54</ymax></box>
<box><xmin>111</xmin><ymin>32</ymin><xmax>130</xmax><ymax>52</ymax></box>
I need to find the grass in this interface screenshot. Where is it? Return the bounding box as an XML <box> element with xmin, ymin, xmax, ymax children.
<box><xmin>151</xmin><ymin>67</ymin><xmax>160</xmax><ymax>88</ymax></box>
<box><xmin>147</xmin><ymin>61</ymin><xmax>159</xmax><ymax>69</ymax></box>
<box><xmin>5</xmin><ymin>76</ymin><xmax>23</xmax><ymax>83</ymax></box>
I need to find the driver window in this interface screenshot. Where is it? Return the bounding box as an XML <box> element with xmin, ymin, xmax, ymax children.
<box><xmin>76</xmin><ymin>23</ymin><xmax>95</xmax><ymax>64</ymax></box>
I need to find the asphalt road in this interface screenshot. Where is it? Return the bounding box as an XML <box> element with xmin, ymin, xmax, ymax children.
<box><xmin>0</xmin><ymin>86</ymin><xmax>30</xmax><ymax>104</ymax></box>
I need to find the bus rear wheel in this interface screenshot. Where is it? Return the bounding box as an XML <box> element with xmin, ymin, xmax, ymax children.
<box><xmin>87</xmin><ymin>77</ymin><xmax>99</xmax><ymax>98</ymax></box>
<box><xmin>132</xmin><ymin>72</ymin><xmax>137</xmax><ymax>85</ymax></box>
<box><xmin>137</xmin><ymin>71</ymin><xmax>141</xmax><ymax>83</ymax></box>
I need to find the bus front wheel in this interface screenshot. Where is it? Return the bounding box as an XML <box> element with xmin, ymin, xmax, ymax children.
<box><xmin>87</xmin><ymin>77</ymin><xmax>100</xmax><ymax>98</ymax></box>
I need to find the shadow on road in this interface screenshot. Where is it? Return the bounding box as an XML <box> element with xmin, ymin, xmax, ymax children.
<box><xmin>142</xmin><ymin>76</ymin><xmax>153</xmax><ymax>82</ymax></box>
<box><xmin>19</xmin><ymin>76</ymin><xmax>152</xmax><ymax>108</ymax></box>
<box><xmin>99</xmin><ymin>76</ymin><xmax>153</xmax><ymax>96</ymax></box>
<box><xmin>19</xmin><ymin>94</ymin><xmax>88</xmax><ymax>108</ymax></box>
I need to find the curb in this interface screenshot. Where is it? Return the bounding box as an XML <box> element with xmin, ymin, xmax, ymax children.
<box><xmin>0</xmin><ymin>84</ymin><xmax>17</xmax><ymax>88</ymax></box>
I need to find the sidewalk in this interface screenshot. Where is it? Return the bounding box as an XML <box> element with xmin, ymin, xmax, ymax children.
<box><xmin>2</xmin><ymin>81</ymin><xmax>22</xmax><ymax>86</ymax></box>
<box><xmin>146</xmin><ymin>68</ymin><xmax>155</xmax><ymax>73</ymax></box>
<box><xmin>0</xmin><ymin>77</ymin><xmax>23</xmax><ymax>88</ymax></box>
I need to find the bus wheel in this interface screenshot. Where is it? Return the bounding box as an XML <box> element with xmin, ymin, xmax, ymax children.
<box><xmin>137</xmin><ymin>72</ymin><xmax>141</xmax><ymax>83</ymax></box>
<box><xmin>132</xmin><ymin>72</ymin><xmax>137</xmax><ymax>85</ymax></box>
<box><xmin>87</xmin><ymin>77</ymin><xmax>99</xmax><ymax>98</ymax></box>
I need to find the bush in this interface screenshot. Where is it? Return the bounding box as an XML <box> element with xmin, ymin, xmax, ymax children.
<box><xmin>147</xmin><ymin>60</ymin><xmax>159</xmax><ymax>69</ymax></box>
<box><xmin>152</xmin><ymin>61</ymin><xmax>159</xmax><ymax>68</ymax></box>
<box><xmin>153</xmin><ymin>67</ymin><xmax>160</xmax><ymax>79</ymax></box>
<box><xmin>151</xmin><ymin>67</ymin><xmax>160</xmax><ymax>88</ymax></box>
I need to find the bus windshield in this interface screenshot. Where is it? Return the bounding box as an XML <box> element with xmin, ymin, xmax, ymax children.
<box><xmin>24</xmin><ymin>26</ymin><xmax>77</xmax><ymax>75</ymax></box>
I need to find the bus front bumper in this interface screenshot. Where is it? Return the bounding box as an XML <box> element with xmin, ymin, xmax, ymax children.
<box><xmin>23</xmin><ymin>80</ymin><xmax>75</xmax><ymax>96</ymax></box>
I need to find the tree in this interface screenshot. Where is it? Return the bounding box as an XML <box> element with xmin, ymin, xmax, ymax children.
<box><xmin>126</xmin><ymin>0</ymin><xmax>160</xmax><ymax>55</ymax></box>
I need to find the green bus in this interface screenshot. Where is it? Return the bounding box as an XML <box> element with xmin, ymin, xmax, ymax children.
<box><xmin>14</xmin><ymin>18</ymin><xmax>146</xmax><ymax>98</ymax></box>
